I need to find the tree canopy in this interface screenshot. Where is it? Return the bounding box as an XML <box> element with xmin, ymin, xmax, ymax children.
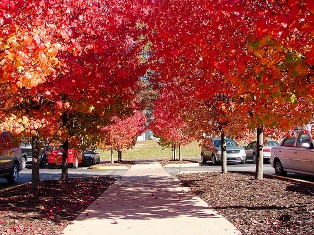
<box><xmin>0</xmin><ymin>0</ymin><xmax>313</xmax><ymax>164</ymax></box>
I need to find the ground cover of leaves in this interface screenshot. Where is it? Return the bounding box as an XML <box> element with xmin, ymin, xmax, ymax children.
<box><xmin>178</xmin><ymin>172</ymin><xmax>314</xmax><ymax>235</ymax></box>
<box><xmin>0</xmin><ymin>176</ymin><xmax>115</xmax><ymax>234</ymax></box>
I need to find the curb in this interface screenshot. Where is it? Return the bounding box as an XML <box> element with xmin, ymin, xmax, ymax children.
<box><xmin>88</xmin><ymin>165</ymin><xmax>129</xmax><ymax>170</ymax></box>
<box><xmin>163</xmin><ymin>163</ymin><xmax>200</xmax><ymax>168</ymax></box>
<box><xmin>229</xmin><ymin>171</ymin><xmax>314</xmax><ymax>186</ymax></box>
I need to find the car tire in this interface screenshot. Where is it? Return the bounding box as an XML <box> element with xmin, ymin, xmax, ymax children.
<box><xmin>21</xmin><ymin>156</ymin><xmax>27</xmax><ymax>169</ymax></box>
<box><xmin>73</xmin><ymin>157</ymin><xmax>79</xmax><ymax>169</ymax></box>
<box><xmin>274</xmin><ymin>160</ymin><xmax>287</xmax><ymax>176</ymax></box>
<box><xmin>7</xmin><ymin>163</ymin><xmax>19</xmax><ymax>184</ymax></box>
<box><xmin>40</xmin><ymin>155</ymin><xmax>48</xmax><ymax>168</ymax></box>
<box><xmin>212</xmin><ymin>154</ymin><xmax>217</xmax><ymax>165</ymax></box>
<box><xmin>252</xmin><ymin>153</ymin><xmax>256</xmax><ymax>164</ymax></box>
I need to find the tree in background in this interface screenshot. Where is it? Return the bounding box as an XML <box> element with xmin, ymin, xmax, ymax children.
<box><xmin>102</xmin><ymin>111</ymin><xmax>147</xmax><ymax>162</ymax></box>
<box><xmin>150</xmin><ymin>88</ymin><xmax>194</xmax><ymax>161</ymax></box>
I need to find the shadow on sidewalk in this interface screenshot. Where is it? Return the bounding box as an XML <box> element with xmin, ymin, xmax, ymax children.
<box><xmin>73</xmin><ymin>175</ymin><xmax>221</xmax><ymax>221</ymax></box>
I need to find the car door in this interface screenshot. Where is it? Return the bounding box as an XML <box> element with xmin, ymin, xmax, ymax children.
<box><xmin>0</xmin><ymin>150</ymin><xmax>13</xmax><ymax>175</ymax></box>
<box><xmin>292</xmin><ymin>132</ymin><xmax>314</xmax><ymax>174</ymax></box>
<box><xmin>245</xmin><ymin>142</ymin><xmax>255</xmax><ymax>158</ymax></box>
<box><xmin>277</xmin><ymin>135</ymin><xmax>297</xmax><ymax>170</ymax></box>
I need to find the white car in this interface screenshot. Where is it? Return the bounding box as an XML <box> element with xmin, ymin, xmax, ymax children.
<box><xmin>270</xmin><ymin>131</ymin><xmax>314</xmax><ymax>176</ymax></box>
<box><xmin>245</xmin><ymin>140</ymin><xmax>279</xmax><ymax>163</ymax></box>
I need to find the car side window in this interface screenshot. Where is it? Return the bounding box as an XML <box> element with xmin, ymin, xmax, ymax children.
<box><xmin>282</xmin><ymin>136</ymin><xmax>296</xmax><ymax>147</ymax></box>
<box><xmin>296</xmin><ymin>133</ymin><xmax>313</xmax><ymax>148</ymax></box>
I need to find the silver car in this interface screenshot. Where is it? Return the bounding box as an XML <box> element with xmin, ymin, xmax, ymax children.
<box><xmin>83</xmin><ymin>150</ymin><xmax>101</xmax><ymax>166</ymax></box>
<box><xmin>245</xmin><ymin>140</ymin><xmax>279</xmax><ymax>164</ymax></box>
<box><xmin>270</xmin><ymin>130</ymin><xmax>314</xmax><ymax>176</ymax></box>
<box><xmin>201</xmin><ymin>138</ymin><xmax>246</xmax><ymax>164</ymax></box>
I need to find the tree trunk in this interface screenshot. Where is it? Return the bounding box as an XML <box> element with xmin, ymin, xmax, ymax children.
<box><xmin>61</xmin><ymin>139</ymin><xmax>69</xmax><ymax>181</ymax></box>
<box><xmin>110</xmin><ymin>147</ymin><xmax>114</xmax><ymax>164</ymax></box>
<box><xmin>255</xmin><ymin>126</ymin><xmax>264</xmax><ymax>180</ymax></box>
<box><xmin>172</xmin><ymin>145</ymin><xmax>176</xmax><ymax>160</ymax></box>
<box><xmin>178</xmin><ymin>145</ymin><xmax>182</xmax><ymax>161</ymax></box>
<box><xmin>31</xmin><ymin>133</ymin><xmax>40</xmax><ymax>190</ymax></box>
<box><xmin>221</xmin><ymin>131</ymin><xmax>227</xmax><ymax>173</ymax></box>
<box><xmin>118</xmin><ymin>150</ymin><xmax>122</xmax><ymax>162</ymax></box>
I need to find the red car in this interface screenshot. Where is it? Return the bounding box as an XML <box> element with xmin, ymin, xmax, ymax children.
<box><xmin>45</xmin><ymin>146</ymin><xmax>83</xmax><ymax>168</ymax></box>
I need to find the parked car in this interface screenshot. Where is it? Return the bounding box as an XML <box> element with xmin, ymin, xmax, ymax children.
<box><xmin>245</xmin><ymin>140</ymin><xmax>279</xmax><ymax>163</ymax></box>
<box><xmin>20</xmin><ymin>143</ymin><xmax>48</xmax><ymax>168</ymax></box>
<box><xmin>45</xmin><ymin>146</ymin><xmax>83</xmax><ymax>168</ymax></box>
<box><xmin>201</xmin><ymin>137</ymin><xmax>246</xmax><ymax>164</ymax></box>
<box><xmin>270</xmin><ymin>130</ymin><xmax>314</xmax><ymax>176</ymax></box>
<box><xmin>20</xmin><ymin>142</ymin><xmax>31</xmax><ymax>169</ymax></box>
<box><xmin>82</xmin><ymin>150</ymin><xmax>101</xmax><ymax>166</ymax></box>
<box><xmin>0</xmin><ymin>133</ymin><xmax>23</xmax><ymax>184</ymax></box>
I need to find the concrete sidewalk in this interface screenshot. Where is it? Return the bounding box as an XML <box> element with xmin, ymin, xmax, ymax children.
<box><xmin>62</xmin><ymin>162</ymin><xmax>241</xmax><ymax>235</ymax></box>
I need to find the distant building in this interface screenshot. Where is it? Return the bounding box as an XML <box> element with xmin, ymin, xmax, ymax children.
<box><xmin>137</xmin><ymin>129</ymin><xmax>156</xmax><ymax>141</ymax></box>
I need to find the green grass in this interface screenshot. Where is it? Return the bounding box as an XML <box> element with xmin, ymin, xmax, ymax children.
<box><xmin>98</xmin><ymin>140</ymin><xmax>201</xmax><ymax>162</ymax></box>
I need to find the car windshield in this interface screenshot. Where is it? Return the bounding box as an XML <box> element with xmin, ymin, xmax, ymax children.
<box><xmin>266</xmin><ymin>141</ymin><xmax>279</xmax><ymax>146</ymax></box>
<box><xmin>213</xmin><ymin>139</ymin><xmax>237</xmax><ymax>147</ymax></box>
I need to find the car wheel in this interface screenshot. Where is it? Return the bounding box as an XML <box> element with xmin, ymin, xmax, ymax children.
<box><xmin>73</xmin><ymin>157</ymin><xmax>79</xmax><ymax>168</ymax></box>
<box><xmin>252</xmin><ymin>153</ymin><xmax>256</xmax><ymax>164</ymax></box>
<box><xmin>212</xmin><ymin>154</ymin><xmax>217</xmax><ymax>165</ymax></box>
<box><xmin>40</xmin><ymin>155</ymin><xmax>48</xmax><ymax>168</ymax></box>
<box><xmin>7</xmin><ymin>163</ymin><xmax>19</xmax><ymax>184</ymax></box>
<box><xmin>21</xmin><ymin>156</ymin><xmax>27</xmax><ymax>169</ymax></box>
<box><xmin>274</xmin><ymin>160</ymin><xmax>287</xmax><ymax>176</ymax></box>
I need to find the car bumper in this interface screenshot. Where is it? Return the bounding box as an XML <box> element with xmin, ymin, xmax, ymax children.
<box><xmin>217</xmin><ymin>154</ymin><xmax>246</xmax><ymax>163</ymax></box>
<box><xmin>84</xmin><ymin>159</ymin><xmax>94</xmax><ymax>164</ymax></box>
<box><xmin>263</xmin><ymin>152</ymin><xmax>271</xmax><ymax>159</ymax></box>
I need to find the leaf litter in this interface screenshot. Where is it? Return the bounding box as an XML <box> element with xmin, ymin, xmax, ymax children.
<box><xmin>177</xmin><ymin>172</ymin><xmax>314</xmax><ymax>235</ymax></box>
<box><xmin>0</xmin><ymin>176</ymin><xmax>115</xmax><ymax>234</ymax></box>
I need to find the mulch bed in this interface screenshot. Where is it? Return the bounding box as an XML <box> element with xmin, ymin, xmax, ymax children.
<box><xmin>177</xmin><ymin>171</ymin><xmax>314</xmax><ymax>235</ymax></box>
<box><xmin>0</xmin><ymin>176</ymin><xmax>115</xmax><ymax>234</ymax></box>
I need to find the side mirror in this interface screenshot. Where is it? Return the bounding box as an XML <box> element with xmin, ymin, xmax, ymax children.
<box><xmin>300</xmin><ymin>143</ymin><xmax>311</xmax><ymax>149</ymax></box>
